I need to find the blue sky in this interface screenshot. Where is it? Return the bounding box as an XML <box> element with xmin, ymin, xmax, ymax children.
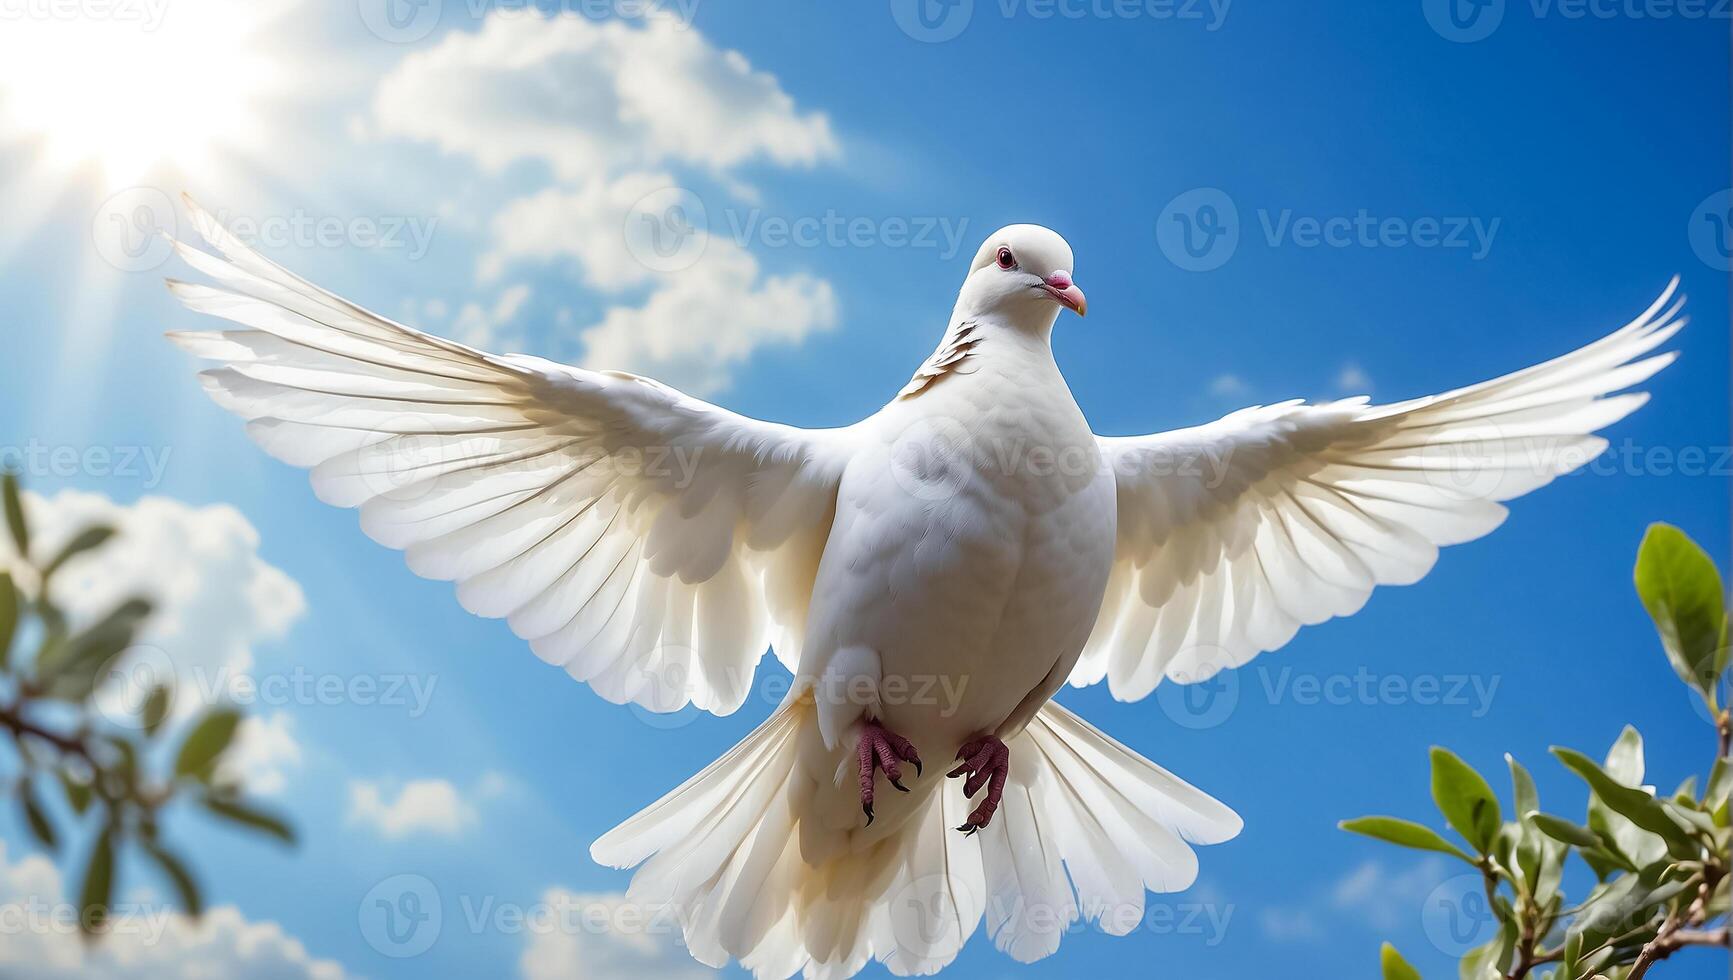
<box><xmin>0</xmin><ymin>1</ymin><xmax>1726</xmax><ymax>977</ymax></box>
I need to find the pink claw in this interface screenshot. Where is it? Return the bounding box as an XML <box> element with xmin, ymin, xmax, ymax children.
<box><xmin>857</xmin><ymin>719</ymin><xmax>922</xmax><ymax>826</ymax></box>
<box><xmin>947</xmin><ymin>735</ymin><xmax>1010</xmax><ymax>834</ymax></box>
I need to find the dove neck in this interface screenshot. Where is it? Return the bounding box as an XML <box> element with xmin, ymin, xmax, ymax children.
<box><xmin>897</xmin><ymin>308</ymin><xmax>1058</xmax><ymax>399</ymax></box>
<box><xmin>948</xmin><ymin>297</ymin><xmax>1060</xmax><ymax>349</ymax></box>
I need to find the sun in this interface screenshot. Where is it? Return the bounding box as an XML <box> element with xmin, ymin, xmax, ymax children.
<box><xmin>0</xmin><ymin>1</ymin><xmax>279</xmax><ymax>183</ymax></box>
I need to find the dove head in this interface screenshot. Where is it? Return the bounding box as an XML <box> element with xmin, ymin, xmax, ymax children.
<box><xmin>955</xmin><ymin>224</ymin><xmax>1086</xmax><ymax>330</ymax></box>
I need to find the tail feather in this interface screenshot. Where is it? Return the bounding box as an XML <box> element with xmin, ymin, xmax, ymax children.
<box><xmin>591</xmin><ymin>697</ymin><xmax>1240</xmax><ymax>978</ymax></box>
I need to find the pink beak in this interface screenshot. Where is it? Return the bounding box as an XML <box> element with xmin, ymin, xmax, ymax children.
<box><xmin>1043</xmin><ymin>271</ymin><xmax>1087</xmax><ymax>317</ymax></box>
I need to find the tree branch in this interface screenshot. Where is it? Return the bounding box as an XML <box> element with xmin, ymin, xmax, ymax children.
<box><xmin>0</xmin><ymin>700</ymin><xmax>92</xmax><ymax>763</ymax></box>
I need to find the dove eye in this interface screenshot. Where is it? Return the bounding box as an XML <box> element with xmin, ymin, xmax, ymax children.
<box><xmin>995</xmin><ymin>247</ymin><xmax>1015</xmax><ymax>270</ymax></box>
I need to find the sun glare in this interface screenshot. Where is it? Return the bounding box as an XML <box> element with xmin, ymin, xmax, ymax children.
<box><xmin>0</xmin><ymin>2</ymin><xmax>277</xmax><ymax>183</ymax></box>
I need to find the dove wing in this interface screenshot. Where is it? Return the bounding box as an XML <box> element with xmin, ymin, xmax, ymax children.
<box><xmin>1073</xmin><ymin>282</ymin><xmax>1684</xmax><ymax>701</ymax></box>
<box><xmin>167</xmin><ymin>200</ymin><xmax>854</xmax><ymax>715</ymax></box>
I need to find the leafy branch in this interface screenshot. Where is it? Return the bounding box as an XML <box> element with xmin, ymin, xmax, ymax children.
<box><xmin>0</xmin><ymin>472</ymin><xmax>294</xmax><ymax>938</ymax></box>
<box><xmin>1345</xmin><ymin>523</ymin><xmax>1731</xmax><ymax>980</ymax></box>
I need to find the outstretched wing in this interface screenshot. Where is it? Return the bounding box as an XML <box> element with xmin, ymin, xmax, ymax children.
<box><xmin>1075</xmin><ymin>282</ymin><xmax>1684</xmax><ymax>701</ymax></box>
<box><xmin>167</xmin><ymin>198</ymin><xmax>854</xmax><ymax>715</ymax></box>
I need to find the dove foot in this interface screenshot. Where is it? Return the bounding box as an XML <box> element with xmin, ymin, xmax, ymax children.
<box><xmin>948</xmin><ymin>735</ymin><xmax>1010</xmax><ymax>834</ymax></box>
<box><xmin>857</xmin><ymin>719</ymin><xmax>921</xmax><ymax>826</ymax></box>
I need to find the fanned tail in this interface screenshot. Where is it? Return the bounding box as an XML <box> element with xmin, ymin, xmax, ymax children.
<box><xmin>592</xmin><ymin>697</ymin><xmax>1240</xmax><ymax>978</ymax></box>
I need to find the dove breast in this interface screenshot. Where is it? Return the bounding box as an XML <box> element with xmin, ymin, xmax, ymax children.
<box><xmin>798</xmin><ymin>332</ymin><xmax>1117</xmax><ymax>754</ymax></box>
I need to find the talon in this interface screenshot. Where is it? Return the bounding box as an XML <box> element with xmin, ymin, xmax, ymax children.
<box><xmin>946</xmin><ymin>734</ymin><xmax>1010</xmax><ymax>831</ymax></box>
<box><xmin>856</xmin><ymin>719</ymin><xmax>919</xmax><ymax>825</ymax></box>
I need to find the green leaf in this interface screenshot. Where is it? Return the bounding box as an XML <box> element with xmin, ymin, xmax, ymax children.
<box><xmin>174</xmin><ymin>708</ymin><xmax>241</xmax><ymax>781</ymax></box>
<box><xmin>1553</xmin><ymin>747</ymin><xmax>1698</xmax><ymax>858</ymax></box>
<box><xmin>1605</xmin><ymin>725</ymin><xmax>1644</xmax><ymax>786</ymax></box>
<box><xmin>1340</xmin><ymin>816</ymin><xmax>1476</xmax><ymax>862</ymax></box>
<box><xmin>1560</xmin><ymin>931</ymin><xmax>1583</xmax><ymax>977</ymax></box>
<box><xmin>57</xmin><ymin>770</ymin><xmax>92</xmax><ymax>816</ymax></box>
<box><xmin>77</xmin><ymin>826</ymin><xmax>115</xmax><ymax>938</ymax></box>
<box><xmin>141</xmin><ymin>684</ymin><xmax>171</xmax><ymax>736</ymax></box>
<box><xmin>140</xmin><ymin>840</ymin><xmax>202</xmax><ymax>917</ymax></box>
<box><xmin>40</xmin><ymin>525</ymin><xmax>115</xmax><ymax>580</ymax></box>
<box><xmin>3</xmin><ymin>471</ymin><xmax>28</xmax><ymax>560</ymax></box>
<box><xmin>1634</xmin><ymin>523</ymin><xmax>1729</xmax><ymax>700</ymax></box>
<box><xmin>1380</xmin><ymin>942</ymin><xmax>1422</xmax><ymax>980</ymax></box>
<box><xmin>1459</xmin><ymin>920</ymin><xmax>1513</xmax><ymax>980</ymax></box>
<box><xmin>38</xmin><ymin>598</ymin><xmax>151</xmax><ymax>701</ymax></box>
<box><xmin>1507</xmin><ymin>753</ymin><xmax>1538</xmax><ymax>818</ymax></box>
<box><xmin>1431</xmin><ymin>747</ymin><xmax>1501</xmax><ymax>852</ymax></box>
<box><xmin>1534</xmin><ymin>833</ymin><xmax>1566</xmax><ymax>907</ymax></box>
<box><xmin>20</xmin><ymin>781</ymin><xmax>56</xmax><ymax>851</ymax></box>
<box><xmin>1530</xmin><ymin>812</ymin><xmax>1601</xmax><ymax>849</ymax></box>
<box><xmin>106</xmin><ymin>737</ymin><xmax>138</xmax><ymax>795</ymax></box>
<box><xmin>203</xmin><ymin>796</ymin><xmax>295</xmax><ymax>845</ymax></box>
<box><xmin>0</xmin><ymin>572</ymin><xmax>17</xmax><ymax>670</ymax></box>
<box><xmin>1707</xmin><ymin>756</ymin><xmax>1732</xmax><ymax>809</ymax></box>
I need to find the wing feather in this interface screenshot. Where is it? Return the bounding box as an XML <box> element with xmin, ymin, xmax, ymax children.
<box><xmin>1078</xmin><ymin>282</ymin><xmax>1683</xmax><ymax>700</ymax></box>
<box><xmin>167</xmin><ymin>197</ymin><xmax>852</xmax><ymax>715</ymax></box>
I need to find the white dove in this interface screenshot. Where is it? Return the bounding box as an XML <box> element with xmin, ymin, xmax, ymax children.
<box><xmin>164</xmin><ymin>198</ymin><xmax>1682</xmax><ymax>978</ymax></box>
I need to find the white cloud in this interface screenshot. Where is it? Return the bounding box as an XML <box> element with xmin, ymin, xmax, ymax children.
<box><xmin>0</xmin><ymin>842</ymin><xmax>351</xmax><ymax>980</ymax></box>
<box><xmin>479</xmin><ymin>172</ymin><xmax>677</xmax><ymax>288</ymax></box>
<box><xmin>215</xmin><ymin>710</ymin><xmax>303</xmax><ymax>797</ymax></box>
<box><xmin>478</xmin><ymin>172</ymin><xmax>836</xmax><ymax>392</ymax></box>
<box><xmin>1257</xmin><ymin>857</ymin><xmax>1447</xmax><ymax>943</ymax></box>
<box><xmin>371</xmin><ymin>13</ymin><xmax>843</xmax><ymax>394</ymax></box>
<box><xmin>347</xmin><ymin>778</ymin><xmax>477</xmax><ymax>839</ymax></box>
<box><xmin>577</xmin><ymin>240</ymin><xmax>836</xmax><ymax>395</ymax></box>
<box><xmin>517</xmin><ymin>890</ymin><xmax>708</xmax><ymax>980</ymax></box>
<box><xmin>371</xmin><ymin>12</ymin><xmax>836</xmax><ymax>182</ymax></box>
<box><xmin>1208</xmin><ymin>373</ymin><xmax>1248</xmax><ymax>397</ymax></box>
<box><xmin>1335</xmin><ymin>362</ymin><xmax>1373</xmax><ymax>393</ymax></box>
<box><xmin>1</xmin><ymin>491</ymin><xmax>305</xmax><ymax>723</ymax></box>
<box><xmin>449</xmin><ymin>283</ymin><xmax>535</xmax><ymax>351</ymax></box>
